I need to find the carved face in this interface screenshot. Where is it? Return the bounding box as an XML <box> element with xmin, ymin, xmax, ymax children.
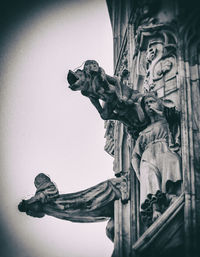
<box><xmin>144</xmin><ymin>96</ymin><xmax>163</xmax><ymax>116</ymax></box>
<box><xmin>68</xmin><ymin>69</ymin><xmax>86</xmax><ymax>91</ymax></box>
<box><xmin>84</xmin><ymin>60</ymin><xmax>99</xmax><ymax>73</ymax></box>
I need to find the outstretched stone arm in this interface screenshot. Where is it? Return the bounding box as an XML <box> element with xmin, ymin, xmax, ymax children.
<box><xmin>18</xmin><ymin>174</ymin><xmax>129</xmax><ymax>223</ymax></box>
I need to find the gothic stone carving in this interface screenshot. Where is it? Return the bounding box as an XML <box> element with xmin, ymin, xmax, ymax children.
<box><xmin>115</xmin><ymin>45</ymin><xmax>130</xmax><ymax>87</ymax></box>
<box><xmin>144</xmin><ymin>40</ymin><xmax>174</xmax><ymax>93</ymax></box>
<box><xmin>67</xmin><ymin>60</ymin><xmax>146</xmax><ymax>137</ymax></box>
<box><xmin>132</xmin><ymin>0</ymin><xmax>161</xmax><ymax>30</ymax></box>
<box><xmin>134</xmin><ymin>23</ymin><xmax>178</xmax><ymax>97</ymax></box>
<box><xmin>131</xmin><ymin>94</ymin><xmax>182</xmax><ymax>226</ymax></box>
<box><xmin>67</xmin><ymin>58</ymin><xmax>182</xmax><ymax>225</ymax></box>
<box><xmin>130</xmin><ymin>23</ymin><xmax>182</xmax><ymax>226</ymax></box>
<box><xmin>18</xmin><ymin>173</ymin><xmax>129</xmax><ymax>223</ymax></box>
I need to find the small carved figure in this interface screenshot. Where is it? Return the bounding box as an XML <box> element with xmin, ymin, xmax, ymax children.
<box><xmin>67</xmin><ymin>60</ymin><xmax>143</xmax><ymax>123</ymax></box>
<box><xmin>18</xmin><ymin>173</ymin><xmax>59</xmax><ymax>217</ymax></box>
<box><xmin>68</xmin><ymin>60</ymin><xmax>118</xmax><ymax>119</ymax></box>
<box><xmin>18</xmin><ymin>173</ymin><xmax>129</xmax><ymax>224</ymax></box>
<box><xmin>131</xmin><ymin>93</ymin><xmax>182</xmax><ymax>226</ymax></box>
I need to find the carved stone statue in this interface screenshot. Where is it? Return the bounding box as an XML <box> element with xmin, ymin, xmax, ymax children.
<box><xmin>18</xmin><ymin>173</ymin><xmax>59</xmax><ymax>218</ymax></box>
<box><xmin>18</xmin><ymin>173</ymin><xmax>129</xmax><ymax>236</ymax></box>
<box><xmin>67</xmin><ymin>60</ymin><xmax>146</xmax><ymax>137</ymax></box>
<box><xmin>131</xmin><ymin>93</ymin><xmax>182</xmax><ymax>226</ymax></box>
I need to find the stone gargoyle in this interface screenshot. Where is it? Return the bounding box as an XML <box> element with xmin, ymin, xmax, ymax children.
<box><xmin>18</xmin><ymin>173</ymin><xmax>129</xmax><ymax>242</ymax></box>
<box><xmin>67</xmin><ymin>60</ymin><xmax>147</xmax><ymax>137</ymax></box>
<box><xmin>18</xmin><ymin>173</ymin><xmax>129</xmax><ymax>220</ymax></box>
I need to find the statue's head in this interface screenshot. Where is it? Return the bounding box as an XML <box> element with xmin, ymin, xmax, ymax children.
<box><xmin>83</xmin><ymin>60</ymin><xmax>99</xmax><ymax>74</ymax></box>
<box><xmin>141</xmin><ymin>93</ymin><xmax>164</xmax><ymax>118</ymax></box>
<box><xmin>67</xmin><ymin>69</ymin><xmax>86</xmax><ymax>91</ymax></box>
<box><xmin>34</xmin><ymin>173</ymin><xmax>51</xmax><ymax>188</ymax></box>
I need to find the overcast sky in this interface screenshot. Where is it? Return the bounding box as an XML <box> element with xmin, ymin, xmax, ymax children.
<box><xmin>0</xmin><ymin>1</ymin><xmax>115</xmax><ymax>256</ymax></box>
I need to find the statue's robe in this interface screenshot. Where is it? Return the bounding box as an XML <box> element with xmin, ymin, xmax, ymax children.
<box><xmin>19</xmin><ymin>177</ymin><xmax>128</xmax><ymax>223</ymax></box>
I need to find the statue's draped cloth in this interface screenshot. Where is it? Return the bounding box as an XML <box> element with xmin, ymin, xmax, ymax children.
<box><xmin>132</xmin><ymin>119</ymin><xmax>182</xmax><ymax>207</ymax></box>
<box><xmin>19</xmin><ymin>177</ymin><xmax>127</xmax><ymax>223</ymax></box>
<box><xmin>45</xmin><ymin>180</ymin><xmax>118</xmax><ymax>222</ymax></box>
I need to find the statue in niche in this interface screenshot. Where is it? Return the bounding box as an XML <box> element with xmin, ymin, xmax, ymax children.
<box><xmin>131</xmin><ymin>93</ymin><xmax>182</xmax><ymax>226</ymax></box>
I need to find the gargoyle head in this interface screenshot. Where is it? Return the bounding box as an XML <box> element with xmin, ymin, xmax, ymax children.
<box><xmin>67</xmin><ymin>69</ymin><xmax>86</xmax><ymax>91</ymax></box>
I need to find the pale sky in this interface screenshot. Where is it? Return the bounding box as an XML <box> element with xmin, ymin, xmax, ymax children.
<box><xmin>0</xmin><ymin>1</ymin><xmax>115</xmax><ymax>256</ymax></box>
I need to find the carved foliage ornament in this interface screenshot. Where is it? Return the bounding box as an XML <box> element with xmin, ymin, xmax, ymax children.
<box><xmin>134</xmin><ymin>23</ymin><xmax>178</xmax><ymax>96</ymax></box>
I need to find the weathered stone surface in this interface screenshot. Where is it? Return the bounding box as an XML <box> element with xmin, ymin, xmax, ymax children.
<box><xmin>18</xmin><ymin>174</ymin><xmax>130</xmax><ymax>223</ymax></box>
<box><xmin>106</xmin><ymin>0</ymin><xmax>200</xmax><ymax>257</ymax></box>
<box><xmin>19</xmin><ymin>1</ymin><xmax>200</xmax><ymax>257</ymax></box>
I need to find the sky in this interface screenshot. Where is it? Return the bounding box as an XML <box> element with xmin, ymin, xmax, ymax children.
<box><xmin>0</xmin><ymin>1</ymin><xmax>115</xmax><ymax>256</ymax></box>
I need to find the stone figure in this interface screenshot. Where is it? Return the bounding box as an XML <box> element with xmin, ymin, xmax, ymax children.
<box><xmin>68</xmin><ymin>60</ymin><xmax>119</xmax><ymax>120</ymax></box>
<box><xmin>67</xmin><ymin>60</ymin><xmax>146</xmax><ymax>137</ymax></box>
<box><xmin>18</xmin><ymin>173</ymin><xmax>129</xmax><ymax>227</ymax></box>
<box><xmin>143</xmin><ymin>39</ymin><xmax>176</xmax><ymax>93</ymax></box>
<box><xmin>133</xmin><ymin>22</ymin><xmax>178</xmax><ymax>102</ymax></box>
<box><xmin>18</xmin><ymin>173</ymin><xmax>59</xmax><ymax>217</ymax></box>
<box><xmin>131</xmin><ymin>93</ymin><xmax>182</xmax><ymax>226</ymax></box>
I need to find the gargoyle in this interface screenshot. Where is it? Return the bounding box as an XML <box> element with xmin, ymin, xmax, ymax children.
<box><xmin>67</xmin><ymin>60</ymin><xmax>147</xmax><ymax>136</ymax></box>
<box><xmin>18</xmin><ymin>173</ymin><xmax>129</xmax><ymax>242</ymax></box>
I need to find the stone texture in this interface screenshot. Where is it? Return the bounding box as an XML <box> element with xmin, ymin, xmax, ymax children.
<box><xmin>19</xmin><ymin>1</ymin><xmax>200</xmax><ymax>257</ymax></box>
